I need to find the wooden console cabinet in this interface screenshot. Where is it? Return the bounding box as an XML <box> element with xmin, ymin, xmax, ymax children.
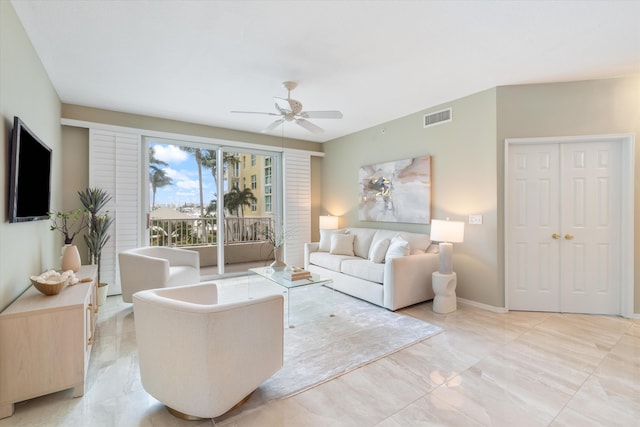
<box><xmin>0</xmin><ymin>265</ymin><xmax>97</xmax><ymax>418</ymax></box>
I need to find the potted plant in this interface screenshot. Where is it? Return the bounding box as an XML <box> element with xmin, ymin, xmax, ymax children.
<box><xmin>79</xmin><ymin>188</ymin><xmax>113</xmax><ymax>305</ymax></box>
<box><xmin>49</xmin><ymin>209</ymin><xmax>89</xmax><ymax>271</ymax></box>
<box><xmin>263</xmin><ymin>224</ymin><xmax>290</xmax><ymax>268</ymax></box>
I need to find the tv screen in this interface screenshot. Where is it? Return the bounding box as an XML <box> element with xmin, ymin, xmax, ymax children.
<box><xmin>8</xmin><ymin>116</ymin><xmax>52</xmax><ymax>223</ymax></box>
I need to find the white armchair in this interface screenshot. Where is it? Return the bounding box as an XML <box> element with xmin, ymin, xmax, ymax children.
<box><xmin>118</xmin><ymin>246</ymin><xmax>200</xmax><ymax>303</ymax></box>
<box><xmin>133</xmin><ymin>283</ymin><xmax>284</xmax><ymax>420</ymax></box>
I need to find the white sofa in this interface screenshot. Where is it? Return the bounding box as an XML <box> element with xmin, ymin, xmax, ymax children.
<box><xmin>304</xmin><ymin>227</ymin><xmax>438</xmax><ymax>311</ymax></box>
<box><xmin>118</xmin><ymin>246</ymin><xmax>200</xmax><ymax>303</ymax></box>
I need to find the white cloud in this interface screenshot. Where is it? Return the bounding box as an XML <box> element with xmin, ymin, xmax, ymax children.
<box><xmin>163</xmin><ymin>167</ymin><xmax>200</xmax><ymax>191</ymax></box>
<box><xmin>152</xmin><ymin>144</ymin><xmax>188</xmax><ymax>163</ymax></box>
<box><xmin>176</xmin><ymin>180</ymin><xmax>200</xmax><ymax>190</ymax></box>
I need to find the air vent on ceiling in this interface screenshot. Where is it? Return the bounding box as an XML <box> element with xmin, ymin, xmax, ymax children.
<box><xmin>423</xmin><ymin>108</ymin><xmax>452</xmax><ymax>128</ymax></box>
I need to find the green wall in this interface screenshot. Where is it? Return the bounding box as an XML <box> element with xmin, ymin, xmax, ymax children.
<box><xmin>323</xmin><ymin>88</ymin><xmax>499</xmax><ymax>307</ymax></box>
<box><xmin>323</xmin><ymin>76</ymin><xmax>639</xmax><ymax>312</ymax></box>
<box><xmin>0</xmin><ymin>1</ymin><xmax>62</xmax><ymax>310</ymax></box>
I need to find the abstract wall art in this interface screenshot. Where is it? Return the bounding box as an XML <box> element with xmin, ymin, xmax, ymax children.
<box><xmin>358</xmin><ymin>155</ymin><xmax>431</xmax><ymax>224</ymax></box>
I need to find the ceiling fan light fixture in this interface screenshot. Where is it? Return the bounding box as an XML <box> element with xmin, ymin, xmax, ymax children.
<box><xmin>231</xmin><ymin>81</ymin><xmax>342</xmax><ymax>134</ymax></box>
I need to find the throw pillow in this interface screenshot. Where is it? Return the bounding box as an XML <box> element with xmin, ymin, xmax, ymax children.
<box><xmin>319</xmin><ymin>229</ymin><xmax>345</xmax><ymax>252</ymax></box>
<box><xmin>330</xmin><ymin>234</ymin><xmax>355</xmax><ymax>256</ymax></box>
<box><xmin>397</xmin><ymin>232</ymin><xmax>431</xmax><ymax>254</ymax></box>
<box><xmin>385</xmin><ymin>236</ymin><xmax>410</xmax><ymax>261</ymax></box>
<box><xmin>368</xmin><ymin>238</ymin><xmax>390</xmax><ymax>263</ymax></box>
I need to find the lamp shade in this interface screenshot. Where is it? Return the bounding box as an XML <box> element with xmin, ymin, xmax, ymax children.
<box><xmin>430</xmin><ymin>219</ymin><xmax>464</xmax><ymax>243</ymax></box>
<box><xmin>319</xmin><ymin>215</ymin><xmax>339</xmax><ymax>230</ymax></box>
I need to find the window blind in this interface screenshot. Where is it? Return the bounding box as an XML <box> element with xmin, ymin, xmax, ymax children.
<box><xmin>89</xmin><ymin>129</ymin><xmax>141</xmax><ymax>295</ymax></box>
<box><xmin>282</xmin><ymin>151</ymin><xmax>311</xmax><ymax>267</ymax></box>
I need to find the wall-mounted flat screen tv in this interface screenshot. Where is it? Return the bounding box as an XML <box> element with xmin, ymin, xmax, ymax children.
<box><xmin>8</xmin><ymin>116</ymin><xmax>52</xmax><ymax>223</ymax></box>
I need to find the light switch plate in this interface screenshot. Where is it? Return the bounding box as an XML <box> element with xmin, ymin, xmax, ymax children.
<box><xmin>469</xmin><ymin>215</ymin><xmax>483</xmax><ymax>225</ymax></box>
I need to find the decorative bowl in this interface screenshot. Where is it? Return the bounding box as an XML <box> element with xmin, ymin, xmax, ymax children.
<box><xmin>30</xmin><ymin>276</ymin><xmax>68</xmax><ymax>296</ymax></box>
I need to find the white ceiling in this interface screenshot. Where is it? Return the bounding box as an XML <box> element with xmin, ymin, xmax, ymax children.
<box><xmin>11</xmin><ymin>0</ymin><xmax>640</xmax><ymax>143</ymax></box>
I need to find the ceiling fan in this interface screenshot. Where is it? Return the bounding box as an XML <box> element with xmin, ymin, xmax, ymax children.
<box><xmin>231</xmin><ymin>81</ymin><xmax>343</xmax><ymax>134</ymax></box>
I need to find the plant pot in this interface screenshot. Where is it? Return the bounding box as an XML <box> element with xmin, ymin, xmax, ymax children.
<box><xmin>61</xmin><ymin>244</ymin><xmax>81</xmax><ymax>272</ymax></box>
<box><xmin>97</xmin><ymin>283</ymin><xmax>109</xmax><ymax>306</ymax></box>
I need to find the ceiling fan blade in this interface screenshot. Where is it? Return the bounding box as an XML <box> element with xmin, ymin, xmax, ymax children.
<box><xmin>295</xmin><ymin>118</ymin><xmax>324</xmax><ymax>134</ymax></box>
<box><xmin>231</xmin><ymin>110</ymin><xmax>280</xmax><ymax>116</ymax></box>
<box><xmin>262</xmin><ymin>118</ymin><xmax>285</xmax><ymax>132</ymax></box>
<box><xmin>299</xmin><ymin>110</ymin><xmax>343</xmax><ymax>119</ymax></box>
<box><xmin>274</xmin><ymin>102</ymin><xmax>286</xmax><ymax>116</ymax></box>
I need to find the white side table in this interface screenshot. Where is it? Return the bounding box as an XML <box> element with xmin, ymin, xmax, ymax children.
<box><xmin>432</xmin><ymin>272</ymin><xmax>457</xmax><ymax>314</ymax></box>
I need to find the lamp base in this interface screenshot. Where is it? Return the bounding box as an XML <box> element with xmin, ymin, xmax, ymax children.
<box><xmin>432</xmin><ymin>272</ymin><xmax>457</xmax><ymax>313</ymax></box>
<box><xmin>438</xmin><ymin>242</ymin><xmax>453</xmax><ymax>275</ymax></box>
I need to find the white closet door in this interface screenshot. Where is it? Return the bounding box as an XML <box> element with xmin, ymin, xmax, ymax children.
<box><xmin>90</xmin><ymin>129</ymin><xmax>141</xmax><ymax>295</ymax></box>
<box><xmin>507</xmin><ymin>144</ymin><xmax>561</xmax><ymax>311</ymax></box>
<box><xmin>507</xmin><ymin>139</ymin><xmax>622</xmax><ymax>315</ymax></box>
<box><xmin>560</xmin><ymin>141</ymin><xmax>621</xmax><ymax>314</ymax></box>
<box><xmin>283</xmin><ymin>151</ymin><xmax>311</xmax><ymax>267</ymax></box>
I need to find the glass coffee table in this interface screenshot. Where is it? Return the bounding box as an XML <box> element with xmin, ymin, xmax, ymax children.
<box><xmin>248</xmin><ymin>266</ymin><xmax>334</xmax><ymax>328</ymax></box>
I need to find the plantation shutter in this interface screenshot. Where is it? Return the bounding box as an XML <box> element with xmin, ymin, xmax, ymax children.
<box><xmin>282</xmin><ymin>150</ymin><xmax>311</xmax><ymax>267</ymax></box>
<box><xmin>89</xmin><ymin>129</ymin><xmax>141</xmax><ymax>295</ymax></box>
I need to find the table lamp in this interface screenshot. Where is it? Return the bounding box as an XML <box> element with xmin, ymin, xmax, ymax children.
<box><xmin>430</xmin><ymin>219</ymin><xmax>464</xmax><ymax>274</ymax></box>
<box><xmin>319</xmin><ymin>215</ymin><xmax>339</xmax><ymax>230</ymax></box>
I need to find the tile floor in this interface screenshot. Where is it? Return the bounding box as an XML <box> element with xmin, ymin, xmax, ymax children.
<box><xmin>0</xmin><ymin>280</ymin><xmax>638</xmax><ymax>427</ymax></box>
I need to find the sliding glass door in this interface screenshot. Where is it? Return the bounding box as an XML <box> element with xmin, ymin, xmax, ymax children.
<box><xmin>145</xmin><ymin>137</ymin><xmax>281</xmax><ymax>277</ymax></box>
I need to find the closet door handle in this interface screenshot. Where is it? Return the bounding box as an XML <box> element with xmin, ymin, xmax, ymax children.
<box><xmin>565</xmin><ymin>234</ymin><xmax>574</xmax><ymax>240</ymax></box>
<box><xmin>552</xmin><ymin>233</ymin><xmax>560</xmax><ymax>239</ymax></box>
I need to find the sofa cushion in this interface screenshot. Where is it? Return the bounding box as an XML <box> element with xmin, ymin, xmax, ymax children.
<box><xmin>369</xmin><ymin>230</ymin><xmax>397</xmax><ymax>256</ymax></box>
<box><xmin>319</xmin><ymin>229</ymin><xmax>346</xmax><ymax>252</ymax></box>
<box><xmin>397</xmin><ymin>231</ymin><xmax>431</xmax><ymax>254</ymax></box>
<box><xmin>330</xmin><ymin>234</ymin><xmax>355</xmax><ymax>256</ymax></box>
<box><xmin>309</xmin><ymin>251</ymin><xmax>357</xmax><ymax>272</ymax></box>
<box><xmin>346</xmin><ymin>228</ymin><xmax>378</xmax><ymax>259</ymax></box>
<box><xmin>340</xmin><ymin>259</ymin><xmax>385</xmax><ymax>284</ymax></box>
<box><xmin>368</xmin><ymin>238</ymin><xmax>390</xmax><ymax>263</ymax></box>
<box><xmin>385</xmin><ymin>236</ymin><xmax>410</xmax><ymax>261</ymax></box>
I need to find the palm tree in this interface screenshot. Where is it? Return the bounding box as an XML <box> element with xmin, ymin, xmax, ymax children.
<box><xmin>201</xmin><ymin>150</ymin><xmax>240</xmax><ymax>193</ymax></box>
<box><xmin>206</xmin><ymin>198</ymin><xmax>217</xmax><ymax>217</ymax></box>
<box><xmin>149</xmin><ymin>146</ymin><xmax>173</xmax><ymax>210</ymax></box>
<box><xmin>223</xmin><ymin>187</ymin><xmax>256</xmax><ymax>217</ymax></box>
<box><xmin>223</xmin><ymin>187</ymin><xmax>256</xmax><ymax>242</ymax></box>
<box><xmin>223</xmin><ymin>188</ymin><xmax>241</xmax><ymax>216</ymax></box>
<box><xmin>149</xmin><ymin>146</ymin><xmax>168</xmax><ymax>171</ymax></box>
<box><xmin>180</xmin><ymin>146</ymin><xmax>205</xmax><ymax>218</ymax></box>
<box><xmin>150</xmin><ymin>168</ymin><xmax>173</xmax><ymax>210</ymax></box>
<box><xmin>236</xmin><ymin>187</ymin><xmax>257</xmax><ymax>217</ymax></box>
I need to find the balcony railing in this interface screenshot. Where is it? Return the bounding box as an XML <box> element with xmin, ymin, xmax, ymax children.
<box><xmin>149</xmin><ymin>216</ymin><xmax>275</xmax><ymax>247</ymax></box>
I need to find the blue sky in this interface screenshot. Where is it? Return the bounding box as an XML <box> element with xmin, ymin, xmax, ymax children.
<box><xmin>150</xmin><ymin>142</ymin><xmax>217</xmax><ymax>207</ymax></box>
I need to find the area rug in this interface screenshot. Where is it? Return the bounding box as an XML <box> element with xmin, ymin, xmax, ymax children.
<box><xmin>217</xmin><ymin>280</ymin><xmax>442</xmax><ymax>413</ymax></box>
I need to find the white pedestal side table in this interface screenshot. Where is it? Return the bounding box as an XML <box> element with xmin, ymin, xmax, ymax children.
<box><xmin>432</xmin><ymin>272</ymin><xmax>457</xmax><ymax>314</ymax></box>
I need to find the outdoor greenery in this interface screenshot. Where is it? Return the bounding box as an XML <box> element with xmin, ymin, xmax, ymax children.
<box><xmin>177</xmin><ymin>147</ymin><xmax>240</xmax><ymax>218</ymax></box>
<box><xmin>223</xmin><ymin>187</ymin><xmax>257</xmax><ymax>217</ymax></box>
<box><xmin>148</xmin><ymin>144</ymin><xmax>278</xmax><ymax>249</ymax></box>
<box><xmin>149</xmin><ymin>146</ymin><xmax>173</xmax><ymax>210</ymax></box>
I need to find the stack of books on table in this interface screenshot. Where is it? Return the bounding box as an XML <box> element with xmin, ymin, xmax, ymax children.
<box><xmin>283</xmin><ymin>267</ymin><xmax>312</xmax><ymax>281</ymax></box>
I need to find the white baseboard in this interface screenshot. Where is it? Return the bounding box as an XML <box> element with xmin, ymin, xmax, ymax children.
<box><xmin>456</xmin><ymin>297</ymin><xmax>640</xmax><ymax>319</ymax></box>
<box><xmin>457</xmin><ymin>297</ymin><xmax>508</xmax><ymax>313</ymax></box>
